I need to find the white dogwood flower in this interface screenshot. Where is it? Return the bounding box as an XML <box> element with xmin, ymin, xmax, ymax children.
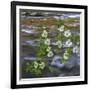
<box><xmin>46</xmin><ymin>46</ymin><xmax>51</xmax><ymax>52</ymax></box>
<box><xmin>56</xmin><ymin>40</ymin><xmax>62</xmax><ymax>48</ymax></box>
<box><xmin>77</xmin><ymin>42</ymin><xmax>80</xmax><ymax>45</ymax></box>
<box><xmin>39</xmin><ymin>62</ymin><xmax>45</xmax><ymax>69</ymax></box>
<box><xmin>65</xmin><ymin>39</ymin><xmax>72</xmax><ymax>47</ymax></box>
<box><xmin>58</xmin><ymin>25</ymin><xmax>64</xmax><ymax>32</ymax></box>
<box><xmin>47</xmin><ymin>51</ymin><xmax>54</xmax><ymax>57</ymax></box>
<box><xmin>41</xmin><ymin>30</ymin><xmax>48</xmax><ymax>38</ymax></box>
<box><xmin>64</xmin><ymin>30</ymin><xmax>71</xmax><ymax>37</ymax></box>
<box><xmin>33</xmin><ymin>61</ymin><xmax>38</xmax><ymax>69</ymax></box>
<box><xmin>44</xmin><ymin>38</ymin><xmax>50</xmax><ymax>45</ymax></box>
<box><xmin>73</xmin><ymin>46</ymin><xmax>79</xmax><ymax>54</ymax></box>
<box><xmin>63</xmin><ymin>52</ymin><xmax>69</xmax><ymax>60</ymax></box>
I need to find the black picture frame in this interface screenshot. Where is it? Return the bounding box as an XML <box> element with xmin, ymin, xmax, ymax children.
<box><xmin>11</xmin><ymin>1</ymin><xmax>88</xmax><ymax>89</ymax></box>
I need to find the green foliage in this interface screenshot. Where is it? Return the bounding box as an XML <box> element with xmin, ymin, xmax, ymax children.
<box><xmin>25</xmin><ymin>61</ymin><xmax>45</xmax><ymax>75</ymax></box>
<box><xmin>75</xmin><ymin>35</ymin><xmax>80</xmax><ymax>42</ymax></box>
<box><xmin>70</xmin><ymin>35</ymin><xmax>80</xmax><ymax>46</ymax></box>
<box><xmin>37</xmin><ymin>44</ymin><xmax>48</xmax><ymax>58</ymax></box>
<box><xmin>37</xmin><ymin>25</ymin><xmax>43</xmax><ymax>31</ymax></box>
<box><xmin>56</xmin><ymin>32</ymin><xmax>63</xmax><ymax>41</ymax></box>
<box><xmin>66</xmin><ymin>48</ymin><xmax>71</xmax><ymax>55</ymax></box>
<box><xmin>56</xmin><ymin>20</ymin><xmax>64</xmax><ymax>27</ymax></box>
<box><xmin>72</xmin><ymin>35</ymin><xmax>80</xmax><ymax>42</ymax></box>
<box><xmin>61</xmin><ymin>48</ymin><xmax>71</xmax><ymax>64</ymax></box>
<box><xmin>48</xmin><ymin>66</ymin><xmax>54</xmax><ymax>73</ymax></box>
<box><xmin>61</xmin><ymin>59</ymin><xmax>67</xmax><ymax>64</ymax></box>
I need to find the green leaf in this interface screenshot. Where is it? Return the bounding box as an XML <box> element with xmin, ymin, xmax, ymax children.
<box><xmin>65</xmin><ymin>48</ymin><xmax>71</xmax><ymax>55</ymax></box>
<box><xmin>56</xmin><ymin>20</ymin><xmax>64</xmax><ymax>27</ymax></box>
<box><xmin>48</xmin><ymin>66</ymin><xmax>54</xmax><ymax>73</ymax></box>
<box><xmin>37</xmin><ymin>25</ymin><xmax>43</xmax><ymax>31</ymax></box>
<box><xmin>61</xmin><ymin>59</ymin><xmax>66</xmax><ymax>64</ymax></box>
<box><xmin>71</xmin><ymin>35</ymin><xmax>80</xmax><ymax>42</ymax></box>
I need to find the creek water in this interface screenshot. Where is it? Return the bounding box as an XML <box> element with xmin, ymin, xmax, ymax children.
<box><xmin>20</xmin><ymin>13</ymin><xmax>80</xmax><ymax>78</ymax></box>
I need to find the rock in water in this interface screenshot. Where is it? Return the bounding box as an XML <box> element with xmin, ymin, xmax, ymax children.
<box><xmin>64</xmin><ymin>55</ymin><xmax>80</xmax><ymax>69</ymax></box>
<box><xmin>51</xmin><ymin>55</ymin><xmax>64</xmax><ymax>68</ymax></box>
<box><xmin>51</xmin><ymin>55</ymin><xmax>80</xmax><ymax>69</ymax></box>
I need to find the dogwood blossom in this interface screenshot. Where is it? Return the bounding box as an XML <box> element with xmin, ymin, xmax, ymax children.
<box><xmin>44</xmin><ymin>38</ymin><xmax>50</xmax><ymax>45</ymax></box>
<box><xmin>56</xmin><ymin>40</ymin><xmax>62</xmax><ymax>48</ymax></box>
<box><xmin>47</xmin><ymin>51</ymin><xmax>54</xmax><ymax>57</ymax></box>
<box><xmin>41</xmin><ymin>30</ymin><xmax>48</xmax><ymax>38</ymax></box>
<box><xmin>46</xmin><ymin>46</ymin><xmax>51</xmax><ymax>52</ymax></box>
<box><xmin>63</xmin><ymin>52</ymin><xmax>69</xmax><ymax>60</ymax></box>
<box><xmin>58</xmin><ymin>25</ymin><xmax>64</xmax><ymax>32</ymax></box>
<box><xmin>64</xmin><ymin>30</ymin><xmax>71</xmax><ymax>37</ymax></box>
<box><xmin>39</xmin><ymin>62</ymin><xmax>45</xmax><ymax>69</ymax></box>
<box><xmin>33</xmin><ymin>61</ymin><xmax>38</xmax><ymax>69</ymax></box>
<box><xmin>73</xmin><ymin>46</ymin><xmax>79</xmax><ymax>54</ymax></box>
<box><xmin>65</xmin><ymin>39</ymin><xmax>72</xmax><ymax>47</ymax></box>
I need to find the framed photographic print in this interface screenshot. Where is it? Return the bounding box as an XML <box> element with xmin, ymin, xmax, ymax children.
<box><xmin>11</xmin><ymin>1</ymin><xmax>88</xmax><ymax>89</ymax></box>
